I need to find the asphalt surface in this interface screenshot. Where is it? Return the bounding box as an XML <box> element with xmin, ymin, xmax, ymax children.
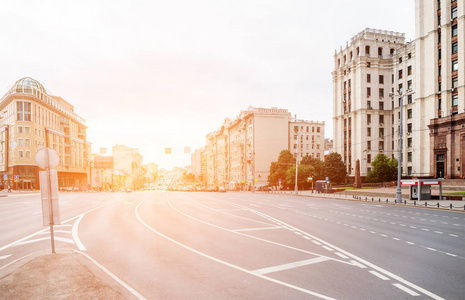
<box><xmin>1</xmin><ymin>191</ymin><xmax>464</xmax><ymax>299</ymax></box>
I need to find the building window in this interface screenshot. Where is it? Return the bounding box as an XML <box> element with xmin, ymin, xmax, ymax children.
<box><xmin>452</xmin><ymin>77</ymin><xmax>458</xmax><ymax>89</ymax></box>
<box><xmin>17</xmin><ymin>102</ymin><xmax>32</xmax><ymax>122</ymax></box>
<box><xmin>379</xmin><ymin>141</ymin><xmax>384</xmax><ymax>151</ymax></box>
<box><xmin>379</xmin><ymin>115</ymin><xmax>384</xmax><ymax>124</ymax></box>
<box><xmin>367</xmin><ymin>87</ymin><xmax>371</xmax><ymax>97</ymax></box>
<box><xmin>408</xmin><ymin>109</ymin><xmax>412</xmax><ymax>119</ymax></box>
<box><xmin>408</xmin><ymin>80</ymin><xmax>413</xmax><ymax>91</ymax></box>
<box><xmin>365</xmin><ymin>46</ymin><xmax>370</xmax><ymax>55</ymax></box>
<box><xmin>367</xmin><ymin>141</ymin><xmax>371</xmax><ymax>150</ymax></box>
<box><xmin>391</xmin><ymin>48</ymin><xmax>395</xmax><ymax>55</ymax></box>
<box><xmin>438</xmin><ymin>48</ymin><xmax>442</xmax><ymax>59</ymax></box>
<box><xmin>399</xmin><ymin>57</ymin><xmax>403</xmax><ymax>63</ymax></box>
<box><xmin>399</xmin><ymin>83</ymin><xmax>403</xmax><ymax>94</ymax></box>
<box><xmin>408</xmin><ymin>52</ymin><xmax>412</xmax><ymax>59</ymax></box>
<box><xmin>367</xmin><ymin>167</ymin><xmax>372</xmax><ymax>173</ymax></box>
<box><xmin>398</xmin><ymin>70</ymin><xmax>403</xmax><ymax>79</ymax></box>
<box><xmin>367</xmin><ymin>74</ymin><xmax>371</xmax><ymax>83</ymax></box>
<box><xmin>18</xmin><ymin>138</ymin><xmax>23</xmax><ymax>146</ymax></box>
<box><xmin>408</xmin><ymin>94</ymin><xmax>413</xmax><ymax>104</ymax></box>
<box><xmin>408</xmin><ymin>152</ymin><xmax>412</xmax><ymax>162</ymax></box>
<box><xmin>452</xmin><ymin>24</ymin><xmax>458</xmax><ymax>37</ymax></box>
<box><xmin>317</xmin><ymin>127</ymin><xmax>320</xmax><ymax>133</ymax></box>
<box><xmin>407</xmin><ymin>123</ymin><xmax>412</xmax><ymax>133</ymax></box>
<box><xmin>367</xmin><ymin>62</ymin><xmax>371</xmax><ymax>68</ymax></box>
<box><xmin>367</xmin><ymin>101</ymin><xmax>372</xmax><ymax>109</ymax></box>
<box><xmin>367</xmin><ymin>114</ymin><xmax>371</xmax><ymax>123</ymax></box>
<box><xmin>408</xmin><ymin>167</ymin><xmax>412</xmax><ymax>176</ymax></box>
<box><xmin>17</xmin><ymin>126</ymin><xmax>23</xmax><ymax>134</ymax></box>
<box><xmin>378</xmin><ymin>47</ymin><xmax>383</xmax><ymax>57</ymax></box>
<box><xmin>452</xmin><ymin>42</ymin><xmax>458</xmax><ymax>54</ymax></box>
<box><xmin>452</xmin><ymin>60</ymin><xmax>458</xmax><ymax>71</ymax></box>
<box><xmin>367</xmin><ymin>154</ymin><xmax>371</xmax><ymax>163</ymax></box>
<box><xmin>452</xmin><ymin>7</ymin><xmax>457</xmax><ymax>19</ymax></box>
<box><xmin>25</xmin><ymin>126</ymin><xmax>30</xmax><ymax>134</ymax></box>
<box><xmin>367</xmin><ymin>128</ymin><xmax>371</xmax><ymax>136</ymax></box>
<box><xmin>25</xmin><ymin>139</ymin><xmax>31</xmax><ymax>146</ymax></box>
<box><xmin>379</xmin><ymin>102</ymin><xmax>384</xmax><ymax>110</ymax></box>
<box><xmin>25</xmin><ymin>151</ymin><xmax>31</xmax><ymax>158</ymax></box>
<box><xmin>379</xmin><ymin>128</ymin><xmax>384</xmax><ymax>138</ymax></box>
<box><xmin>452</xmin><ymin>94</ymin><xmax>458</xmax><ymax>106</ymax></box>
<box><xmin>379</xmin><ymin>88</ymin><xmax>384</xmax><ymax>98</ymax></box>
<box><xmin>18</xmin><ymin>151</ymin><xmax>23</xmax><ymax>158</ymax></box>
<box><xmin>408</xmin><ymin>137</ymin><xmax>412</xmax><ymax>147</ymax></box>
<box><xmin>379</xmin><ymin>75</ymin><xmax>384</xmax><ymax>84</ymax></box>
<box><xmin>407</xmin><ymin>65</ymin><xmax>412</xmax><ymax>75</ymax></box>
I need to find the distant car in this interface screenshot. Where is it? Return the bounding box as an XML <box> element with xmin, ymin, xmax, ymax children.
<box><xmin>126</xmin><ymin>189</ymin><xmax>132</xmax><ymax>193</ymax></box>
<box><xmin>218</xmin><ymin>187</ymin><xmax>226</xmax><ymax>193</ymax></box>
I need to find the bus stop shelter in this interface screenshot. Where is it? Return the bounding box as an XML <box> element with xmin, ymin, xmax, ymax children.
<box><xmin>400</xmin><ymin>179</ymin><xmax>443</xmax><ymax>201</ymax></box>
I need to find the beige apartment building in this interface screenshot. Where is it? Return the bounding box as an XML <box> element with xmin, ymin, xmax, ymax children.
<box><xmin>0</xmin><ymin>77</ymin><xmax>90</xmax><ymax>190</ymax></box>
<box><xmin>112</xmin><ymin>144</ymin><xmax>144</xmax><ymax>190</ymax></box>
<box><xmin>202</xmin><ymin>106</ymin><xmax>325</xmax><ymax>190</ymax></box>
<box><xmin>334</xmin><ymin>0</ymin><xmax>464</xmax><ymax>180</ymax></box>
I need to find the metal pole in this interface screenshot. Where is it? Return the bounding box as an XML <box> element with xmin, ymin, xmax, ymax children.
<box><xmin>45</xmin><ymin>145</ymin><xmax>55</xmax><ymax>253</ymax></box>
<box><xmin>396</xmin><ymin>94</ymin><xmax>403</xmax><ymax>203</ymax></box>
<box><xmin>295</xmin><ymin>129</ymin><xmax>299</xmax><ymax>195</ymax></box>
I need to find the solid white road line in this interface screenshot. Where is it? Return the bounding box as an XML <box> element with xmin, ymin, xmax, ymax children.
<box><xmin>74</xmin><ymin>250</ymin><xmax>146</xmax><ymax>300</ymax></box>
<box><xmin>253</xmin><ymin>257</ymin><xmax>330</xmax><ymax>275</ymax></box>
<box><xmin>14</xmin><ymin>237</ymin><xmax>74</xmax><ymax>246</ymax></box>
<box><xmin>369</xmin><ymin>270</ymin><xmax>390</xmax><ymax>281</ymax></box>
<box><xmin>393</xmin><ymin>283</ymin><xmax>420</xmax><ymax>296</ymax></box>
<box><xmin>350</xmin><ymin>260</ymin><xmax>367</xmax><ymax>269</ymax></box>
<box><xmin>136</xmin><ymin>198</ymin><xmax>336</xmax><ymax>300</ymax></box>
<box><xmin>0</xmin><ymin>255</ymin><xmax>12</xmax><ymax>260</ymax></box>
<box><xmin>72</xmin><ymin>214</ymin><xmax>86</xmax><ymax>251</ymax></box>
<box><xmin>232</xmin><ymin>226</ymin><xmax>282</xmax><ymax>232</ymax></box>
<box><xmin>322</xmin><ymin>246</ymin><xmax>334</xmax><ymax>252</ymax></box>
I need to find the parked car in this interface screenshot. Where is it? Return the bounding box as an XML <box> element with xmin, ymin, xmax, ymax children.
<box><xmin>218</xmin><ymin>187</ymin><xmax>226</xmax><ymax>192</ymax></box>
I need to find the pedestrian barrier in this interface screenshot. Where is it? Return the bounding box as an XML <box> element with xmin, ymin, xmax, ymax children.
<box><xmin>351</xmin><ymin>195</ymin><xmax>465</xmax><ymax>210</ymax></box>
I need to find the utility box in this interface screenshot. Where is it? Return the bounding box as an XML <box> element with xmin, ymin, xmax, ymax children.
<box><xmin>401</xmin><ymin>179</ymin><xmax>443</xmax><ymax>201</ymax></box>
<box><xmin>315</xmin><ymin>180</ymin><xmax>331</xmax><ymax>193</ymax></box>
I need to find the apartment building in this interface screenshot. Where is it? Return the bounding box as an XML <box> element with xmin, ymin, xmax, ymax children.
<box><xmin>0</xmin><ymin>77</ymin><xmax>90</xmax><ymax>190</ymax></box>
<box><xmin>112</xmin><ymin>144</ymin><xmax>144</xmax><ymax>190</ymax></box>
<box><xmin>333</xmin><ymin>29</ymin><xmax>406</xmax><ymax>178</ymax></box>
<box><xmin>333</xmin><ymin>0</ymin><xmax>464</xmax><ymax>180</ymax></box>
<box><xmin>203</xmin><ymin>106</ymin><xmax>325</xmax><ymax>190</ymax></box>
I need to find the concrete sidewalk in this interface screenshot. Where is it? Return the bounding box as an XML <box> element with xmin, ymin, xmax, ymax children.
<box><xmin>267</xmin><ymin>187</ymin><xmax>465</xmax><ymax>211</ymax></box>
<box><xmin>0</xmin><ymin>250</ymin><xmax>136</xmax><ymax>299</ymax></box>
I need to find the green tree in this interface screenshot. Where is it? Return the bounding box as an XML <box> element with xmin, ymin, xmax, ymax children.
<box><xmin>365</xmin><ymin>154</ymin><xmax>398</xmax><ymax>182</ymax></box>
<box><xmin>285</xmin><ymin>164</ymin><xmax>314</xmax><ymax>189</ymax></box>
<box><xmin>324</xmin><ymin>152</ymin><xmax>347</xmax><ymax>184</ymax></box>
<box><xmin>268</xmin><ymin>150</ymin><xmax>295</xmax><ymax>188</ymax></box>
<box><xmin>301</xmin><ymin>155</ymin><xmax>325</xmax><ymax>180</ymax></box>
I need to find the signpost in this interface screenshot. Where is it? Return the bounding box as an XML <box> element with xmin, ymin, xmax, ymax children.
<box><xmin>35</xmin><ymin>147</ymin><xmax>60</xmax><ymax>253</ymax></box>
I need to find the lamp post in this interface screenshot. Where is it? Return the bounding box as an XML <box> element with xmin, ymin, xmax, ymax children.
<box><xmin>391</xmin><ymin>89</ymin><xmax>414</xmax><ymax>203</ymax></box>
<box><xmin>294</xmin><ymin>126</ymin><xmax>299</xmax><ymax>195</ymax></box>
<box><xmin>308</xmin><ymin>177</ymin><xmax>313</xmax><ymax>192</ymax></box>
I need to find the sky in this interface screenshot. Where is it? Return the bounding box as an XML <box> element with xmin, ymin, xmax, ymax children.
<box><xmin>0</xmin><ymin>0</ymin><xmax>415</xmax><ymax>170</ymax></box>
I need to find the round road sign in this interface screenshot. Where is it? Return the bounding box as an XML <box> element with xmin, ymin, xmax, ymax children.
<box><xmin>35</xmin><ymin>147</ymin><xmax>60</xmax><ymax>169</ymax></box>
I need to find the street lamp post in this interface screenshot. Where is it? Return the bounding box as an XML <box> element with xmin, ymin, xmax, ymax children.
<box><xmin>295</xmin><ymin>128</ymin><xmax>299</xmax><ymax>195</ymax></box>
<box><xmin>392</xmin><ymin>90</ymin><xmax>414</xmax><ymax>204</ymax></box>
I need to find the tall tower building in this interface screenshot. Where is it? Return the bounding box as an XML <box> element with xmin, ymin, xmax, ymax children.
<box><xmin>333</xmin><ymin>29</ymin><xmax>406</xmax><ymax>178</ymax></box>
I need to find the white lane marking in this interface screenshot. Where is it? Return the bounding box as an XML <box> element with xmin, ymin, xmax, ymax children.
<box><xmin>406</xmin><ymin>241</ymin><xmax>415</xmax><ymax>245</ymax></box>
<box><xmin>427</xmin><ymin>248</ymin><xmax>437</xmax><ymax>252</ymax></box>
<box><xmin>0</xmin><ymin>255</ymin><xmax>12</xmax><ymax>260</ymax></box>
<box><xmin>446</xmin><ymin>253</ymin><xmax>457</xmax><ymax>257</ymax></box>
<box><xmin>37</xmin><ymin>230</ymin><xmax>71</xmax><ymax>234</ymax></box>
<box><xmin>410</xmin><ymin>226</ymin><xmax>417</xmax><ymax>229</ymax></box>
<box><xmin>393</xmin><ymin>283</ymin><xmax>420</xmax><ymax>296</ymax></box>
<box><xmin>232</xmin><ymin>226</ymin><xmax>282</xmax><ymax>232</ymax></box>
<box><xmin>380</xmin><ymin>234</ymin><xmax>388</xmax><ymax>237</ymax></box>
<box><xmin>392</xmin><ymin>238</ymin><xmax>400</xmax><ymax>241</ymax></box>
<box><xmin>137</xmin><ymin>199</ymin><xmax>336</xmax><ymax>300</ymax></box>
<box><xmin>72</xmin><ymin>214</ymin><xmax>86</xmax><ymax>251</ymax></box>
<box><xmin>350</xmin><ymin>260</ymin><xmax>367</xmax><ymax>269</ymax></box>
<box><xmin>14</xmin><ymin>237</ymin><xmax>74</xmax><ymax>246</ymax></box>
<box><xmin>369</xmin><ymin>231</ymin><xmax>376</xmax><ymax>234</ymax></box>
<box><xmin>434</xmin><ymin>231</ymin><xmax>443</xmax><ymax>234</ymax></box>
<box><xmin>303</xmin><ymin>236</ymin><xmax>311</xmax><ymax>240</ymax></box>
<box><xmin>449</xmin><ymin>234</ymin><xmax>458</xmax><ymax>237</ymax></box>
<box><xmin>322</xmin><ymin>246</ymin><xmax>334</xmax><ymax>252</ymax></box>
<box><xmin>421</xmin><ymin>228</ymin><xmax>430</xmax><ymax>231</ymax></box>
<box><xmin>295</xmin><ymin>232</ymin><xmax>302</xmax><ymax>235</ymax></box>
<box><xmin>312</xmin><ymin>241</ymin><xmax>322</xmax><ymax>245</ymax></box>
<box><xmin>253</xmin><ymin>257</ymin><xmax>330</xmax><ymax>275</ymax></box>
<box><xmin>453</xmin><ymin>224</ymin><xmax>460</xmax><ymax>226</ymax></box>
<box><xmin>0</xmin><ymin>201</ymin><xmax>113</xmax><ymax>252</ymax></box>
<box><xmin>74</xmin><ymin>250</ymin><xmax>146</xmax><ymax>300</ymax></box>
<box><xmin>335</xmin><ymin>252</ymin><xmax>349</xmax><ymax>259</ymax></box>
<box><xmin>369</xmin><ymin>270</ymin><xmax>390</xmax><ymax>281</ymax></box>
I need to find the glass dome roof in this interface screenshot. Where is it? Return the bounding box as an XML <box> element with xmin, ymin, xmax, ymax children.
<box><xmin>13</xmin><ymin>77</ymin><xmax>46</xmax><ymax>95</ymax></box>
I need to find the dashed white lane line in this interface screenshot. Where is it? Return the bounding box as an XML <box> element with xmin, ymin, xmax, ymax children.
<box><xmin>369</xmin><ymin>270</ymin><xmax>390</xmax><ymax>281</ymax></box>
<box><xmin>232</xmin><ymin>226</ymin><xmax>282</xmax><ymax>232</ymax></box>
<box><xmin>434</xmin><ymin>231</ymin><xmax>443</xmax><ymax>234</ymax></box>
<box><xmin>252</xmin><ymin>257</ymin><xmax>330</xmax><ymax>275</ymax></box>
<box><xmin>421</xmin><ymin>228</ymin><xmax>430</xmax><ymax>231</ymax></box>
<box><xmin>446</xmin><ymin>253</ymin><xmax>457</xmax><ymax>257</ymax></box>
<box><xmin>322</xmin><ymin>246</ymin><xmax>334</xmax><ymax>252</ymax></box>
<box><xmin>312</xmin><ymin>241</ymin><xmax>322</xmax><ymax>246</ymax></box>
<box><xmin>449</xmin><ymin>234</ymin><xmax>458</xmax><ymax>237</ymax></box>
<box><xmin>335</xmin><ymin>252</ymin><xmax>349</xmax><ymax>259</ymax></box>
<box><xmin>303</xmin><ymin>236</ymin><xmax>311</xmax><ymax>240</ymax></box>
<box><xmin>380</xmin><ymin>234</ymin><xmax>388</xmax><ymax>237</ymax></box>
<box><xmin>426</xmin><ymin>247</ymin><xmax>437</xmax><ymax>252</ymax></box>
<box><xmin>393</xmin><ymin>283</ymin><xmax>420</xmax><ymax>296</ymax></box>
<box><xmin>406</xmin><ymin>241</ymin><xmax>415</xmax><ymax>245</ymax></box>
<box><xmin>350</xmin><ymin>260</ymin><xmax>367</xmax><ymax>269</ymax></box>
<box><xmin>0</xmin><ymin>255</ymin><xmax>12</xmax><ymax>260</ymax></box>
<box><xmin>392</xmin><ymin>238</ymin><xmax>400</xmax><ymax>241</ymax></box>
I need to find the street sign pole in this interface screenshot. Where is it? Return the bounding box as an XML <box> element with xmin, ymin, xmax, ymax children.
<box><xmin>45</xmin><ymin>147</ymin><xmax>55</xmax><ymax>253</ymax></box>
